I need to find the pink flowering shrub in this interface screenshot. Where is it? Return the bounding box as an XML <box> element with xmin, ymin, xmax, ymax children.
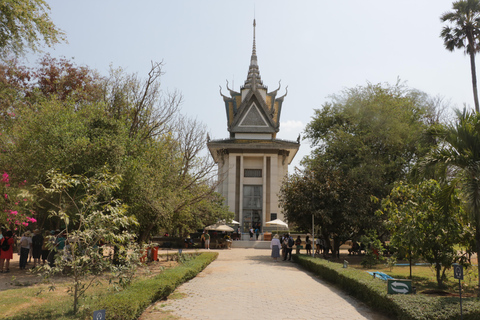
<box><xmin>1</xmin><ymin>171</ymin><xmax>36</xmax><ymax>231</ymax></box>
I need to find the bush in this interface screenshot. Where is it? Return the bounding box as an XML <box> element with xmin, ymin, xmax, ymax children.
<box><xmin>94</xmin><ymin>252</ymin><xmax>218</xmax><ymax>320</ymax></box>
<box><xmin>293</xmin><ymin>255</ymin><xmax>480</xmax><ymax>320</ymax></box>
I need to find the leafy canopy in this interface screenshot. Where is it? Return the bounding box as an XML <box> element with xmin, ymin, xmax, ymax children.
<box><xmin>378</xmin><ymin>180</ymin><xmax>471</xmax><ymax>287</ymax></box>
<box><xmin>0</xmin><ymin>0</ymin><xmax>65</xmax><ymax>58</ymax></box>
<box><xmin>281</xmin><ymin>82</ymin><xmax>438</xmax><ymax>248</ymax></box>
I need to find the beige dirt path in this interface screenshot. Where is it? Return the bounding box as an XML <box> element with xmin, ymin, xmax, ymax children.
<box><xmin>140</xmin><ymin>248</ymin><xmax>390</xmax><ymax>320</ymax></box>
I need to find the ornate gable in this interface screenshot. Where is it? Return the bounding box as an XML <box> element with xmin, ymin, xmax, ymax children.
<box><xmin>240</xmin><ymin>104</ymin><xmax>268</xmax><ymax>127</ymax></box>
<box><xmin>219</xmin><ymin>19</ymin><xmax>287</xmax><ymax>139</ymax></box>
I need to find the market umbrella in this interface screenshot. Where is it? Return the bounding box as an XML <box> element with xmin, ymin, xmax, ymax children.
<box><xmin>265</xmin><ymin>219</ymin><xmax>289</xmax><ymax>234</ymax></box>
<box><xmin>215</xmin><ymin>224</ymin><xmax>234</xmax><ymax>232</ymax></box>
<box><xmin>205</xmin><ymin>223</ymin><xmax>234</xmax><ymax>232</ymax></box>
<box><xmin>219</xmin><ymin>219</ymin><xmax>240</xmax><ymax>225</ymax></box>
<box><xmin>204</xmin><ymin>224</ymin><xmax>218</xmax><ymax>231</ymax></box>
<box><xmin>265</xmin><ymin>219</ymin><xmax>288</xmax><ymax>228</ymax></box>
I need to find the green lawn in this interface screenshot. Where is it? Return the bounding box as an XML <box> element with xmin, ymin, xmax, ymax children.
<box><xmin>348</xmin><ymin>260</ymin><xmax>478</xmax><ymax>296</ymax></box>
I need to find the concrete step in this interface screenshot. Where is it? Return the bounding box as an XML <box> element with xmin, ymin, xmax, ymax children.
<box><xmin>231</xmin><ymin>240</ymin><xmax>270</xmax><ymax>249</ymax></box>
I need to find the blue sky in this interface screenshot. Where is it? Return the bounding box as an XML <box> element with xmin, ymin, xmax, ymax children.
<box><xmin>34</xmin><ymin>0</ymin><xmax>475</xmax><ymax>169</ymax></box>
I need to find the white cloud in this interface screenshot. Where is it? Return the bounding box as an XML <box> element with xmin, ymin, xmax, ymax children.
<box><xmin>280</xmin><ymin>120</ymin><xmax>304</xmax><ymax>133</ymax></box>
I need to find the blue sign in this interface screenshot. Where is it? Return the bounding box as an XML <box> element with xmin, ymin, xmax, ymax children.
<box><xmin>93</xmin><ymin>309</ymin><xmax>106</xmax><ymax>320</ymax></box>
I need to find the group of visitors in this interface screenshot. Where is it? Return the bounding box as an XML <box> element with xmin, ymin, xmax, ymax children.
<box><xmin>248</xmin><ymin>223</ymin><xmax>262</xmax><ymax>240</ymax></box>
<box><xmin>270</xmin><ymin>234</ymin><xmax>332</xmax><ymax>262</ymax></box>
<box><xmin>270</xmin><ymin>233</ymin><xmax>295</xmax><ymax>262</ymax></box>
<box><xmin>0</xmin><ymin>228</ymin><xmax>67</xmax><ymax>272</ymax></box>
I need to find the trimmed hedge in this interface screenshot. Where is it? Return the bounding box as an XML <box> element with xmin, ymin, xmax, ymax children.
<box><xmin>95</xmin><ymin>252</ymin><xmax>218</xmax><ymax>320</ymax></box>
<box><xmin>293</xmin><ymin>255</ymin><xmax>480</xmax><ymax>320</ymax></box>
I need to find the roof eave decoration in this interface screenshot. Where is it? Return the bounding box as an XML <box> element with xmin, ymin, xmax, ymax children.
<box><xmin>218</xmin><ymin>19</ymin><xmax>288</xmax><ymax>134</ymax></box>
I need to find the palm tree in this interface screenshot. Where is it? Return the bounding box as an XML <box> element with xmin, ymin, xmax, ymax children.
<box><xmin>441</xmin><ymin>0</ymin><xmax>480</xmax><ymax>113</ymax></box>
<box><xmin>423</xmin><ymin>109</ymin><xmax>480</xmax><ymax>292</ymax></box>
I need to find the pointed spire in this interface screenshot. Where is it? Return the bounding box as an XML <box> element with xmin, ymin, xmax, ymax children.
<box><xmin>242</xmin><ymin>19</ymin><xmax>266</xmax><ymax>90</ymax></box>
<box><xmin>253</xmin><ymin>19</ymin><xmax>256</xmax><ymax>56</ymax></box>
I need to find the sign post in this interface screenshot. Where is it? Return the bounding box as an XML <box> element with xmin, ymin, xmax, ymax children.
<box><xmin>453</xmin><ymin>264</ymin><xmax>463</xmax><ymax>320</ymax></box>
<box><xmin>93</xmin><ymin>309</ymin><xmax>106</xmax><ymax>320</ymax></box>
<box><xmin>387</xmin><ymin>279</ymin><xmax>412</xmax><ymax>294</ymax></box>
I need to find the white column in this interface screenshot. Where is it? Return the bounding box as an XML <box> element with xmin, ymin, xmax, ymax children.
<box><xmin>262</xmin><ymin>155</ymin><xmax>267</xmax><ymax>228</ymax></box>
<box><xmin>227</xmin><ymin>154</ymin><xmax>236</xmax><ymax>213</ymax></box>
<box><xmin>239</xmin><ymin>155</ymin><xmax>244</xmax><ymax>228</ymax></box>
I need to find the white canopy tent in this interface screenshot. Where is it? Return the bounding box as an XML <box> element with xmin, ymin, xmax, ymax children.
<box><xmin>205</xmin><ymin>223</ymin><xmax>234</xmax><ymax>232</ymax></box>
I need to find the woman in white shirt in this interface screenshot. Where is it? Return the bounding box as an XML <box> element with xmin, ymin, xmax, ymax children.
<box><xmin>19</xmin><ymin>231</ymin><xmax>32</xmax><ymax>270</ymax></box>
<box><xmin>270</xmin><ymin>234</ymin><xmax>281</xmax><ymax>262</ymax></box>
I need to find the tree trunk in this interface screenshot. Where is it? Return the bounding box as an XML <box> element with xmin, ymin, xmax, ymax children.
<box><xmin>409</xmin><ymin>246</ymin><xmax>412</xmax><ymax>279</ymax></box>
<box><xmin>322</xmin><ymin>232</ymin><xmax>330</xmax><ymax>257</ymax></box>
<box><xmin>333</xmin><ymin>237</ymin><xmax>341</xmax><ymax>259</ymax></box>
<box><xmin>468</xmin><ymin>37</ymin><xmax>480</xmax><ymax>113</ymax></box>
<box><xmin>139</xmin><ymin>223</ymin><xmax>155</xmax><ymax>243</ymax></box>
<box><xmin>435</xmin><ymin>263</ymin><xmax>443</xmax><ymax>288</ymax></box>
<box><xmin>476</xmin><ymin>225</ymin><xmax>480</xmax><ymax>295</ymax></box>
<box><xmin>73</xmin><ymin>274</ymin><xmax>79</xmax><ymax>314</ymax></box>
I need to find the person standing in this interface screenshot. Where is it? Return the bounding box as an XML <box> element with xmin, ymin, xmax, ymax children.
<box><xmin>0</xmin><ymin>230</ymin><xmax>14</xmax><ymax>273</ymax></box>
<box><xmin>315</xmin><ymin>237</ymin><xmax>321</xmax><ymax>255</ymax></box>
<box><xmin>56</xmin><ymin>231</ymin><xmax>66</xmax><ymax>252</ymax></box>
<box><xmin>204</xmin><ymin>231</ymin><xmax>210</xmax><ymax>250</ymax></box>
<box><xmin>305</xmin><ymin>236</ymin><xmax>312</xmax><ymax>256</ymax></box>
<box><xmin>249</xmin><ymin>227</ymin><xmax>254</xmax><ymax>240</ymax></box>
<box><xmin>19</xmin><ymin>231</ymin><xmax>32</xmax><ymax>270</ymax></box>
<box><xmin>200</xmin><ymin>232</ymin><xmax>206</xmax><ymax>248</ymax></box>
<box><xmin>47</xmin><ymin>230</ymin><xmax>56</xmax><ymax>267</ymax></box>
<box><xmin>41</xmin><ymin>231</ymin><xmax>50</xmax><ymax>265</ymax></box>
<box><xmin>31</xmin><ymin>229</ymin><xmax>43</xmax><ymax>268</ymax></box>
<box><xmin>283</xmin><ymin>233</ymin><xmax>294</xmax><ymax>261</ymax></box>
<box><xmin>281</xmin><ymin>234</ymin><xmax>287</xmax><ymax>258</ymax></box>
<box><xmin>295</xmin><ymin>235</ymin><xmax>302</xmax><ymax>254</ymax></box>
<box><xmin>255</xmin><ymin>228</ymin><xmax>259</xmax><ymax>240</ymax></box>
<box><xmin>270</xmin><ymin>234</ymin><xmax>281</xmax><ymax>262</ymax></box>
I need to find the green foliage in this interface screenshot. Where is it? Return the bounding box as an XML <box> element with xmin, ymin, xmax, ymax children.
<box><xmin>0</xmin><ymin>57</ymin><xmax>230</xmax><ymax>240</ymax></box>
<box><xmin>386</xmin><ymin>256</ymin><xmax>398</xmax><ymax>272</ymax></box>
<box><xmin>280</xmin><ymin>166</ymin><xmax>377</xmax><ymax>254</ymax></box>
<box><xmin>96</xmin><ymin>252</ymin><xmax>218</xmax><ymax>320</ymax></box>
<box><xmin>0</xmin><ymin>0</ymin><xmax>65</xmax><ymax>58</ymax></box>
<box><xmin>304</xmin><ymin>82</ymin><xmax>434</xmax><ymax>188</ymax></box>
<box><xmin>359</xmin><ymin>230</ymin><xmax>385</xmax><ymax>268</ymax></box>
<box><xmin>378</xmin><ymin>179</ymin><xmax>471</xmax><ymax>287</ymax></box>
<box><xmin>281</xmin><ymin>82</ymin><xmax>437</xmax><ymax>247</ymax></box>
<box><xmin>421</xmin><ymin>109</ymin><xmax>480</xmax><ymax>290</ymax></box>
<box><xmin>34</xmin><ymin>169</ymin><xmax>142</xmax><ymax>314</ymax></box>
<box><xmin>10</xmin><ymin>99</ymin><xmax>127</xmax><ymax>180</ymax></box>
<box><xmin>294</xmin><ymin>254</ymin><xmax>480</xmax><ymax>320</ymax></box>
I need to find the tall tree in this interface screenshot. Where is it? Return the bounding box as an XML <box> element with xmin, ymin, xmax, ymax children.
<box><xmin>422</xmin><ymin>108</ymin><xmax>480</xmax><ymax>292</ymax></box>
<box><xmin>280</xmin><ymin>166</ymin><xmax>376</xmax><ymax>256</ymax></box>
<box><xmin>379</xmin><ymin>180</ymin><xmax>470</xmax><ymax>287</ymax></box>
<box><xmin>441</xmin><ymin>0</ymin><xmax>480</xmax><ymax>112</ymax></box>
<box><xmin>281</xmin><ymin>82</ymin><xmax>439</xmax><ymax>249</ymax></box>
<box><xmin>0</xmin><ymin>57</ymin><xmax>230</xmax><ymax>240</ymax></box>
<box><xmin>304</xmin><ymin>82</ymin><xmax>434</xmax><ymax>200</ymax></box>
<box><xmin>101</xmin><ymin>62</ymin><xmax>181</xmax><ymax>142</ymax></box>
<box><xmin>0</xmin><ymin>0</ymin><xmax>65</xmax><ymax>58</ymax></box>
